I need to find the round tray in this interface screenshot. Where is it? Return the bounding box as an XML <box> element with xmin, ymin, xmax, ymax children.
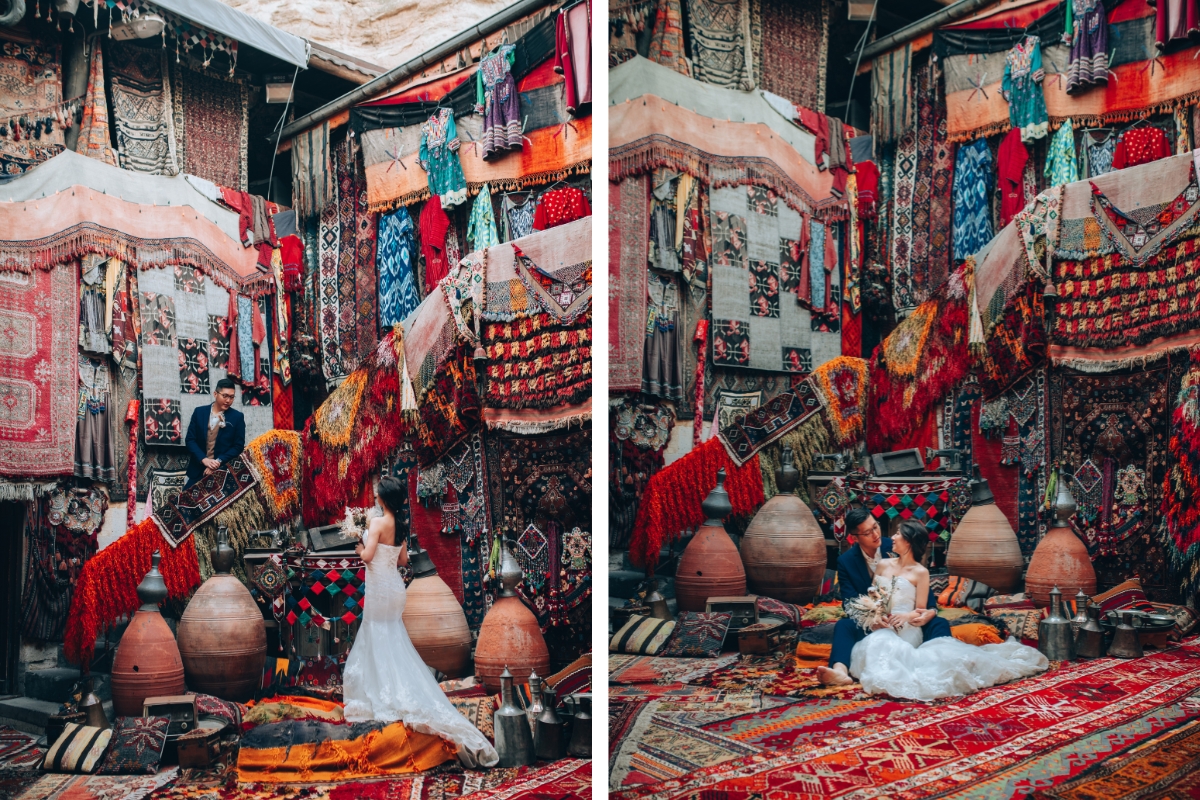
<box><xmin>1099</xmin><ymin>609</ymin><xmax>1175</xmax><ymax>633</ymax></box>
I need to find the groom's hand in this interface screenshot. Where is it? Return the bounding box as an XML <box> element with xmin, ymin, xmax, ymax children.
<box><xmin>909</xmin><ymin>609</ymin><xmax>936</xmax><ymax>627</ymax></box>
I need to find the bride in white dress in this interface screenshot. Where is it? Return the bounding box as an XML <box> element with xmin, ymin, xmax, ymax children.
<box><xmin>849</xmin><ymin>520</ymin><xmax>1048</xmax><ymax>702</ymax></box>
<box><xmin>342</xmin><ymin>476</ymin><xmax>499</xmax><ymax>768</ymax></box>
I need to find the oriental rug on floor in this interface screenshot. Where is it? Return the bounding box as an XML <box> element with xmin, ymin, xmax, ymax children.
<box><xmin>610</xmin><ymin>639</ymin><xmax>1200</xmax><ymax>799</ymax></box>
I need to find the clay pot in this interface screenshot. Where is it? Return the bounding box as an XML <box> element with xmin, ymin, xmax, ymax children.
<box><xmin>403</xmin><ymin>543</ymin><xmax>472</xmax><ymax>677</ymax></box>
<box><xmin>741</xmin><ymin>448</ymin><xmax>825</xmax><ymax>603</ymax></box>
<box><xmin>110</xmin><ymin>552</ymin><xmax>186</xmax><ymax>717</ymax></box>
<box><xmin>177</xmin><ymin>529</ymin><xmax>266</xmax><ymax>701</ymax></box>
<box><xmin>1026</xmin><ymin>527</ymin><xmax>1097</xmax><ymax>607</ymax></box>
<box><xmin>474</xmin><ymin>545</ymin><xmax>551</xmax><ymax>693</ymax></box>
<box><xmin>676</xmin><ymin>468</ymin><xmax>746</xmax><ymax>612</ymax></box>
<box><xmin>946</xmin><ymin>474</ymin><xmax>1024</xmax><ymax>592</ymax></box>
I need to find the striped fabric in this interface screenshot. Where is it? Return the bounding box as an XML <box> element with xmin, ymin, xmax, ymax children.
<box><xmin>610</xmin><ymin>615</ymin><xmax>676</xmax><ymax>655</ymax></box>
<box><xmin>43</xmin><ymin>723</ymin><xmax>112</xmax><ymax>774</ymax></box>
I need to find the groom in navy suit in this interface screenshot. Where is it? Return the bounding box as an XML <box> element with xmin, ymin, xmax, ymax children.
<box><xmin>816</xmin><ymin>506</ymin><xmax>952</xmax><ymax>685</ymax></box>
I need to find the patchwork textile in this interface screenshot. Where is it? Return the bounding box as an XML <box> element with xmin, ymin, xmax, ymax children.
<box><xmin>281</xmin><ymin>553</ymin><xmax>367</xmax><ymax>630</ymax></box>
<box><xmin>611</xmin><ymin>176</ymin><xmax>650</xmax><ymax>391</ymax></box>
<box><xmin>151</xmin><ymin>454</ymin><xmax>258</xmax><ymax>548</ymax></box>
<box><xmin>136</xmin><ymin>265</ymin><xmax>272</xmax><ymax>447</ymax></box>
<box><xmin>484</xmin><ymin>427</ymin><xmax>591</xmax><ymax>634</ymax></box>
<box><xmin>0</xmin><ymin>263</ymin><xmax>78</xmax><ymax>477</ymax></box>
<box><xmin>178</xmin><ymin>66</ymin><xmax>248</xmax><ymax>191</ymax></box>
<box><xmin>0</xmin><ymin>39</ymin><xmax>64</xmax><ymax>177</ymax></box>
<box><xmin>107</xmin><ymin>42</ymin><xmax>176</xmax><ymax>176</ymax></box>
<box><xmin>612</xmin><ymin>641</ymin><xmax>1200</xmax><ymax>800</ymax></box>
<box><xmin>717</xmin><ymin>379</ymin><xmax>823</xmax><ymax>466</ymax></box>
<box><xmin>709</xmin><ymin>185</ymin><xmax>842</xmax><ymax>373</ymax></box>
<box><xmin>1051</xmin><ymin>364</ymin><xmax>1180</xmax><ymax>600</ymax></box>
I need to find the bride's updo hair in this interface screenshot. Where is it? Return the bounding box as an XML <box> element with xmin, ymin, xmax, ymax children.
<box><xmin>376</xmin><ymin>475</ymin><xmax>406</xmax><ymax>517</ymax></box>
<box><xmin>896</xmin><ymin>520</ymin><xmax>928</xmax><ymax>563</ymax></box>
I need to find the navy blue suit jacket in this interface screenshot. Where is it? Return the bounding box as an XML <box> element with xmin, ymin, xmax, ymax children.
<box><xmin>837</xmin><ymin>536</ymin><xmax>939</xmax><ymax>609</ymax></box>
<box><xmin>184</xmin><ymin>405</ymin><xmax>246</xmax><ymax>487</ymax></box>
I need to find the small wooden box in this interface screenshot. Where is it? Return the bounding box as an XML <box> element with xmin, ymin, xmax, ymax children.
<box><xmin>737</xmin><ymin>621</ymin><xmax>785</xmax><ymax>654</ymax></box>
<box><xmin>175</xmin><ymin>722</ymin><xmax>225</xmax><ymax>768</ymax></box>
<box><xmin>143</xmin><ymin>695</ymin><xmax>197</xmax><ymax>740</ymax></box>
<box><xmin>706</xmin><ymin>596</ymin><xmax>759</xmax><ymax>631</ymax></box>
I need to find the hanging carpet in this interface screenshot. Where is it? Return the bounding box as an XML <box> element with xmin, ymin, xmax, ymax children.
<box><xmin>0</xmin><ymin>263</ymin><xmax>78</xmax><ymax>477</ymax></box>
<box><xmin>0</xmin><ymin>38</ymin><xmax>64</xmax><ymax>177</ymax></box>
<box><xmin>177</xmin><ymin>65</ymin><xmax>249</xmax><ymax>191</ymax></box>
<box><xmin>610</xmin><ymin>176</ymin><xmax>650</xmax><ymax>392</ymax></box>
<box><xmin>106</xmin><ymin>41</ymin><xmax>176</xmax><ymax>176</ymax></box>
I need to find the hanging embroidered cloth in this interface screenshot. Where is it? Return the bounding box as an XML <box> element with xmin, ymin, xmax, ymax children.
<box><xmin>375</xmin><ymin>206</ymin><xmax>420</xmax><ymax>330</ymax></box>
<box><xmin>1065</xmin><ymin>0</ymin><xmax>1108</xmax><ymax>94</ymax></box>
<box><xmin>1045</xmin><ymin>119</ymin><xmax>1079</xmax><ymax>188</ymax></box>
<box><xmin>418</xmin><ymin>108</ymin><xmax>468</xmax><ymax>208</ymax></box>
<box><xmin>467</xmin><ymin>185</ymin><xmax>500</xmax><ymax>253</ymax></box>
<box><xmin>1001</xmin><ymin>36</ymin><xmax>1049</xmax><ymax>142</ymax></box>
<box><xmin>952</xmin><ymin>139</ymin><xmax>994</xmax><ymax>260</ymax></box>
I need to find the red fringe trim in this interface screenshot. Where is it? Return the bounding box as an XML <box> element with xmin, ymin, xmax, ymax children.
<box><xmin>63</xmin><ymin>518</ymin><xmax>201</xmax><ymax>668</ymax></box>
<box><xmin>1162</xmin><ymin>351</ymin><xmax>1200</xmax><ymax>595</ymax></box>
<box><xmin>628</xmin><ymin>437</ymin><xmax>766</xmax><ymax>570</ymax></box>
<box><xmin>867</xmin><ymin>270</ymin><xmax>972</xmax><ymax>453</ymax></box>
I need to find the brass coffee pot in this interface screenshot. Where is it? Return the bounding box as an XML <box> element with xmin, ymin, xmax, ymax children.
<box><xmin>1108</xmin><ymin>610</ymin><xmax>1144</xmax><ymax>659</ymax></box>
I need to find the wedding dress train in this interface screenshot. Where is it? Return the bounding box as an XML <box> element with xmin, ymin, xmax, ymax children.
<box><xmin>849</xmin><ymin>574</ymin><xmax>1048</xmax><ymax>701</ymax></box>
<box><xmin>342</xmin><ymin>542</ymin><xmax>499</xmax><ymax>768</ymax></box>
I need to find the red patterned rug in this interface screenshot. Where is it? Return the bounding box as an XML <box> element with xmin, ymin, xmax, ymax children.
<box><xmin>0</xmin><ymin>264</ymin><xmax>77</xmax><ymax>477</ymax></box>
<box><xmin>612</xmin><ymin>640</ymin><xmax>1200</xmax><ymax>799</ymax></box>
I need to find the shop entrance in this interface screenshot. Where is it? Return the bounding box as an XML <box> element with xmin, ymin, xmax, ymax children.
<box><xmin>0</xmin><ymin>502</ymin><xmax>23</xmax><ymax>694</ymax></box>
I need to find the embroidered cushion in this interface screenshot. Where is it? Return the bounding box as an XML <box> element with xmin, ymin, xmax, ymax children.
<box><xmin>1146</xmin><ymin>602</ymin><xmax>1199</xmax><ymax>640</ymax></box>
<box><xmin>756</xmin><ymin>596</ymin><xmax>804</xmax><ymax>628</ymax></box>
<box><xmin>97</xmin><ymin>716</ymin><xmax>169</xmax><ymax>775</ymax></box>
<box><xmin>1092</xmin><ymin>578</ymin><xmax>1149</xmax><ymax>614</ymax></box>
<box><xmin>609</xmin><ymin>615</ymin><xmax>676</xmax><ymax>655</ymax></box>
<box><xmin>989</xmin><ymin>608</ymin><xmax>1041</xmax><ymax>643</ymax></box>
<box><xmin>659</xmin><ymin>612</ymin><xmax>733</xmax><ymax>658</ymax></box>
<box><xmin>43</xmin><ymin>723</ymin><xmax>112</xmax><ymax>774</ymax></box>
<box><xmin>984</xmin><ymin>592</ymin><xmax>1030</xmax><ymax>609</ymax></box>
<box><xmin>937</xmin><ymin>576</ymin><xmax>994</xmax><ymax>611</ymax></box>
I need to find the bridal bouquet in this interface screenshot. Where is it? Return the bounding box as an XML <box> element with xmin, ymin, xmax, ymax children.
<box><xmin>340</xmin><ymin>506</ymin><xmax>381</xmax><ymax>540</ymax></box>
<box><xmin>845</xmin><ymin>576</ymin><xmax>896</xmax><ymax>633</ymax></box>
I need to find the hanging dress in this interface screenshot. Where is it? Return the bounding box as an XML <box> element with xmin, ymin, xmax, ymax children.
<box><xmin>75</xmin><ymin>356</ymin><xmax>116</xmax><ymax>483</ymax></box>
<box><xmin>501</xmin><ymin>194</ymin><xmax>536</xmax><ymax>241</ymax></box>
<box><xmin>952</xmin><ymin>139</ymin><xmax>994</xmax><ymax>261</ymax></box>
<box><xmin>998</xmin><ymin>128</ymin><xmax>1031</xmax><ymax>227</ymax></box>
<box><xmin>475</xmin><ymin>45</ymin><xmax>522</xmax><ymax>159</ymax></box>
<box><xmin>1065</xmin><ymin>0</ymin><xmax>1108</xmax><ymax>94</ymax></box>
<box><xmin>1081</xmin><ymin>129</ymin><xmax>1116</xmax><ymax>177</ymax></box>
<box><xmin>532</xmin><ymin>186</ymin><xmax>591</xmax><ymax>230</ymax></box>
<box><xmin>1002</xmin><ymin>36</ymin><xmax>1049</xmax><ymax>143</ymax></box>
<box><xmin>1045</xmin><ymin>119</ymin><xmax>1079</xmax><ymax>188</ymax></box>
<box><xmin>418</xmin><ymin>108</ymin><xmax>468</xmax><ymax>208</ymax></box>
<box><xmin>643</xmin><ymin>274</ymin><xmax>684</xmax><ymax>401</ymax></box>
<box><xmin>466</xmin><ymin>185</ymin><xmax>500</xmax><ymax>253</ymax></box>
<box><xmin>1153</xmin><ymin>0</ymin><xmax>1200</xmax><ymax>50</ymax></box>
<box><xmin>1112</xmin><ymin>126</ymin><xmax>1172</xmax><ymax>170</ymax></box>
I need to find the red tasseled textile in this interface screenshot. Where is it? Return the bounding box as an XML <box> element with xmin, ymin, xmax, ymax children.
<box><xmin>866</xmin><ymin>271</ymin><xmax>971</xmax><ymax>453</ymax></box>
<box><xmin>63</xmin><ymin>518</ymin><xmax>201</xmax><ymax>667</ymax></box>
<box><xmin>628</xmin><ymin>437</ymin><xmax>765</xmax><ymax>569</ymax></box>
<box><xmin>280</xmin><ymin>235</ymin><xmax>305</xmax><ymax>293</ymax></box>
<box><xmin>842</xmin><ymin>304</ymin><xmax>862</xmax><ymax>358</ymax></box>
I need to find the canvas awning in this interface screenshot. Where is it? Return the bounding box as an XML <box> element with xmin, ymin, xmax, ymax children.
<box><xmin>117</xmin><ymin>0</ymin><xmax>310</xmax><ymax>68</ymax></box>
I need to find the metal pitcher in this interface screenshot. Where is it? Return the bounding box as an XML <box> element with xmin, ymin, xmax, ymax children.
<box><xmin>1075</xmin><ymin>603</ymin><xmax>1106</xmax><ymax>659</ymax></box>
<box><xmin>534</xmin><ymin>685</ymin><xmax>566</xmax><ymax>761</ymax></box>
<box><xmin>1108</xmin><ymin>610</ymin><xmax>1144</xmax><ymax>659</ymax></box>
<box><xmin>526</xmin><ymin>671</ymin><xmax>544</xmax><ymax>729</ymax></box>
<box><xmin>1038</xmin><ymin>586</ymin><xmax>1075</xmax><ymax>661</ymax></box>
<box><xmin>1071</xmin><ymin>589</ymin><xmax>1089</xmax><ymax>636</ymax></box>
<box><xmin>79</xmin><ymin>677</ymin><xmax>108</xmax><ymax>730</ymax></box>
<box><xmin>494</xmin><ymin>667</ymin><xmax>535</xmax><ymax>767</ymax></box>
<box><xmin>566</xmin><ymin>692</ymin><xmax>592</xmax><ymax>758</ymax></box>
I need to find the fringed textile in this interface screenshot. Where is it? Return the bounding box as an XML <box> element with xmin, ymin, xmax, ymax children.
<box><xmin>63</xmin><ymin>518</ymin><xmax>201</xmax><ymax>667</ymax></box>
<box><xmin>980</xmin><ymin>279</ymin><xmax>1047</xmax><ymax>399</ymax></box>
<box><xmin>646</xmin><ymin>0</ymin><xmax>691</xmax><ymax>76</ymax></box>
<box><xmin>291</xmin><ymin>122</ymin><xmax>333</xmax><ymax>219</ymax></box>
<box><xmin>482</xmin><ymin>312</ymin><xmax>591</xmax><ymax>410</ymax></box>
<box><xmin>191</xmin><ymin>491</ymin><xmax>267</xmax><ymax>583</ymax></box>
<box><xmin>813</xmin><ymin>356</ymin><xmax>869</xmax><ymax>447</ymax></box>
<box><xmin>759</xmin><ymin>415</ymin><xmax>830</xmax><ymax>503</ymax></box>
<box><xmin>75</xmin><ymin>41</ymin><xmax>117</xmax><ymax>167</ymax></box>
<box><xmin>125</xmin><ymin>399</ymin><xmax>138</xmax><ymax>529</ymax></box>
<box><xmin>1162</xmin><ymin>350</ymin><xmax>1200</xmax><ymax>597</ymax></box>
<box><xmin>867</xmin><ymin>264</ymin><xmax>972</xmax><ymax>452</ymax></box>
<box><xmin>717</xmin><ymin>379</ymin><xmax>823</xmax><ymax>466</ymax></box>
<box><xmin>629</xmin><ymin>437</ymin><xmax>766</xmax><ymax>569</ymax></box>
<box><xmin>152</xmin><ymin>455</ymin><xmax>258</xmax><ymax>548</ymax></box>
<box><xmin>413</xmin><ymin>344</ymin><xmax>480</xmax><ymax>469</ymax></box>
<box><xmin>244</xmin><ymin>429</ymin><xmax>302</xmax><ymax>525</ymax></box>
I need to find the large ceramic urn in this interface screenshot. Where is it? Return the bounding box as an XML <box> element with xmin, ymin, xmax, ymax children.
<box><xmin>403</xmin><ymin>539</ymin><xmax>472</xmax><ymax>677</ymax></box>
<box><xmin>675</xmin><ymin>468</ymin><xmax>747</xmax><ymax>612</ymax></box>
<box><xmin>740</xmin><ymin>447</ymin><xmax>826</xmax><ymax>603</ymax></box>
<box><xmin>945</xmin><ymin>467</ymin><xmax>1025</xmax><ymax>592</ymax></box>
<box><xmin>110</xmin><ymin>551</ymin><xmax>187</xmax><ymax>716</ymax></box>
<box><xmin>474</xmin><ymin>543</ymin><xmax>551</xmax><ymax>693</ymax></box>
<box><xmin>1025</xmin><ymin>477</ymin><xmax>1097</xmax><ymax>608</ymax></box>
<box><xmin>176</xmin><ymin>527</ymin><xmax>266</xmax><ymax>701</ymax></box>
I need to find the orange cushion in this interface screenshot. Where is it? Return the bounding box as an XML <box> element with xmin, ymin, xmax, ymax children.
<box><xmin>951</xmin><ymin>623</ymin><xmax>1004</xmax><ymax>646</ymax></box>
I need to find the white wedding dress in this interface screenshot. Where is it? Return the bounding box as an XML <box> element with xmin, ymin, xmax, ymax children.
<box><xmin>342</xmin><ymin>542</ymin><xmax>499</xmax><ymax>768</ymax></box>
<box><xmin>849</xmin><ymin>574</ymin><xmax>1048</xmax><ymax>701</ymax></box>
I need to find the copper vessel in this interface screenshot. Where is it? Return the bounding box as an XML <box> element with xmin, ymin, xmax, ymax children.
<box><xmin>474</xmin><ymin>544</ymin><xmax>551</xmax><ymax>693</ymax></box>
<box><xmin>676</xmin><ymin>468</ymin><xmax>746</xmax><ymax>612</ymax></box>
<box><xmin>1025</xmin><ymin>480</ymin><xmax>1096</xmax><ymax>607</ymax></box>
<box><xmin>945</xmin><ymin>468</ymin><xmax>1025</xmax><ymax>592</ymax></box>
<box><xmin>176</xmin><ymin>528</ymin><xmax>266</xmax><ymax>701</ymax></box>
<box><xmin>740</xmin><ymin>447</ymin><xmax>826</xmax><ymax>603</ymax></box>
<box><xmin>110</xmin><ymin>551</ymin><xmax>187</xmax><ymax>716</ymax></box>
<box><xmin>402</xmin><ymin>540</ymin><xmax>472</xmax><ymax>677</ymax></box>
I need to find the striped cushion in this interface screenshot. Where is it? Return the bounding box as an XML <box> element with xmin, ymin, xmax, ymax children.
<box><xmin>610</xmin><ymin>615</ymin><xmax>676</xmax><ymax>655</ymax></box>
<box><xmin>1092</xmin><ymin>578</ymin><xmax>1149</xmax><ymax>615</ymax></box>
<box><xmin>43</xmin><ymin>723</ymin><xmax>112</xmax><ymax>774</ymax></box>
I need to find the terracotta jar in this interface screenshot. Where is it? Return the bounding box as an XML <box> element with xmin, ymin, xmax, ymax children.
<box><xmin>474</xmin><ymin>544</ymin><xmax>551</xmax><ymax>693</ymax></box>
<box><xmin>403</xmin><ymin>542</ymin><xmax>472</xmax><ymax>677</ymax></box>
<box><xmin>945</xmin><ymin>470</ymin><xmax>1025</xmax><ymax>592</ymax></box>
<box><xmin>110</xmin><ymin>551</ymin><xmax>186</xmax><ymax>717</ymax></box>
<box><xmin>1025</xmin><ymin>479</ymin><xmax>1097</xmax><ymax>607</ymax></box>
<box><xmin>740</xmin><ymin>447</ymin><xmax>826</xmax><ymax>603</ymax></box>
<box><xmin>676</xmin><ymin>468</ymin><xmax>747</xmax><ymax>612</ymax></box>
<box><xmin>176</xmin><ymin>528</ymin><xmax>266</xmax><ymax>701</ymax></box>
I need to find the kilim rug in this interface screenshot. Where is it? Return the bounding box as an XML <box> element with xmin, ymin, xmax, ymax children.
<box><xmin>928</xmin><ymin>62</ymin><xmax>955</xmax><ymax>294</ymax></box>
<box><xmin>0</xmin><ymin>263</ymin><xmax>77</xmax><ymax>477</ymax></box>
<box><xmin>1031</xmin><ymin>714</ymin><xmax>1200</xmax><ymax>799</ymax></box>
<box><xmin>611</xmin><ymin>176</ymin><xmax>650</xmax><ymax>392</ymax></box>
<box><xmin>16</xmin><ymin>767</ymin><xmax>177</xmax><ymax>800</ymax></box>
<box><xmin>611</xmin><ymin>641</ymin><xmax>1200</xmax><ymax>799</ymax></box>
<box><xmin>0</xmin><ymin>769</ymin><xmax>41</xmax><ymax>799</ymax></box>
<box><xmin>709</xmin><ymin>389</ymin><xmax>762</xmax><ymax>443</ymax></box>
<box><xmin>687</xmin><ymin>0</ymin><xmax>752</xmax><ymax>89</ymax></box>
<box><xmin>107</xmin><ymin>41</ymin><xmax>176</xmax><ymax>175</ymax></box>
<box><xmin>610</xmin><ymin>683</ymin><xmax>730</xmax><ymax>700</ymax></box>
<box><xmin>613</xmin><ymin>702</ymin><xmax>762</xmax><ymax>789</ymax></box>
<box><xmin>890</xmin><ymin>130</ymin><xmax>918</xmax><ymax>313</ymax></box>
<box><xmin>717</xmin><ymin>378</ymin><xmax>823</xmax><ymax>466</ymax></box>
<box><xmin>152</xmin><ymin>454</ymin><xmax>258</xmax><ymax>548</ymax></box>
<box><xmin>179</xmin><ymin>65</ymin><xmax>248</xmax><ymax>191</ymax></box>
<box><xmin>0</xmin><ymin>726</ymin><xmax>43</xmax><ymax>767</ymax></box>
<box><xmin>755</xmin><ymin>0</ymin><xmax>826</xmax><ymax>112</ymax></box>
<box><xmin>610</xmin><ymin>654</ymin><xmax>740</xmax><ymax>685</ymax></box>
<box><xmin>463</xmin><ymin>758</ymin><xmax>591</xmax><ymax>800</ymax></box>
<box><xmin>0</xmin><ymin>39</ymin><xmax>64</xmax><ymax>176</ymax></box>
<box><xmin>909</xmin><ymin>64</ymin><xmax>935</xmax><ymax>285</ymax></box>
<box><xmin>149</xmin><ymin>468</ymin><xmax>188</xmax><ymax>516</ymax></box>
